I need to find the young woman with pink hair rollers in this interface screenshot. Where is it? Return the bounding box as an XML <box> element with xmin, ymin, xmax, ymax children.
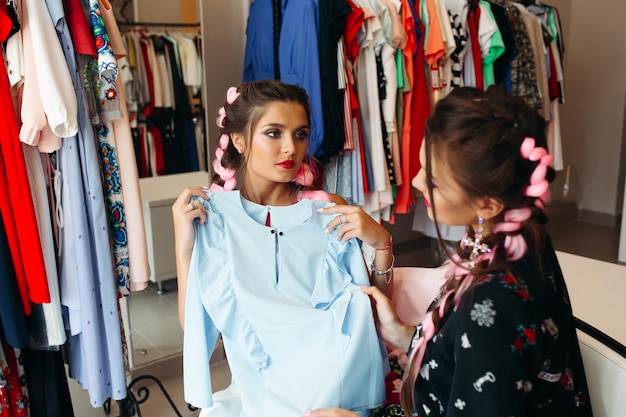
<box><xmin>172</xmin><ymin>80</ymin><xmax>395</xmax><ymax>416</ymax></box>
<box><xmin>308</xmin><ymin>87</ymin><xmax>593</xmax><ymax>417</ymax></box>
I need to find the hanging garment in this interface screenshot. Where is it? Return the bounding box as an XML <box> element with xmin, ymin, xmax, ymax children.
<box><xmin>0</xmin><ymin>342</ymin><xmax>27</xmax><ymax>417</ymax></box>
<box><xmin>54</xmin><ymin>0</ymin><xmax>126</xmax><ymax>405</ymax></box>
<box><xmin>317</xmin><ymin>0</ymin><xmax>351</xmax><ymax>162</ymax></box>
<box><xmin>23</xmin><ymin>0</ymin><xmax>78</xmax><ymax>138</ymax></box>
<box><xmin>244</xmin><ymin>0</ymin><xmax>326</xmax><ymax>159</ymax></box>
<box><xmin>394</xmin><ymin>0</ymin><xmax>417</xmax><ymax>214</ymax></box>
<box><xmin>0</xmin><ymin>1</ymin><xmax>50</xmax><ymax>315</ymax></box>
<box><xmin>21</xmin><ymin>349</ymin><xmax>75</xmax><ymax>417</ymax></box>
<box><xmin>99</xmin><ymin>0</ymin><xmax>150</xmax><ymax>291</ymax></box>
<box><xmin>0</xmin><ymin>217</ymin><xmax>28</xmax><ymax>349</ymax></box>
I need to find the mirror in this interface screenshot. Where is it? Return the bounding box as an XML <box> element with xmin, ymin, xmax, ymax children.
<box><xmin>123</xmin><ymin>0</ymin><xmax>249</xmax><ymax>371</ymax></box>
<box><xmin>111</xmin><ymin>0</ymin><xmax>214</xmax><ymax>374</ymax></box>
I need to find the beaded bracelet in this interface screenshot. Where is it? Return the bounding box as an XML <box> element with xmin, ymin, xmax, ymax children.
<box><xmin>370</xmin><ymin>255</ymin><xmax>395</xmax><ymax>284</ymax></box>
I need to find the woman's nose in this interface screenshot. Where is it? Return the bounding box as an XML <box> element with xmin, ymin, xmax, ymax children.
<box><xmin>282</xmin><ymin>137</ymin><xmax>296</xmax><ymax>153</ymax></box>
<box><xmin>412</xmin><ymin>168</ymin><xmax>425</xmax><ymax>192</ymax></box>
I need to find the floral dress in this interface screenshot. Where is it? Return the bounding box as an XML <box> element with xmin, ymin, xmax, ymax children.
<box><xmin>409</xmin><ymin>245</ymin><xmax>592</xmax><ymax>417</ymax></box>
<box><xmin>0</xmin><ymin>342</ymin><xmax>27</xmax><ymax>417</ymax></box>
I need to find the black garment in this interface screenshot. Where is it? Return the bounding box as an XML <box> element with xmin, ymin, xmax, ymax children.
<box><xmin>413</xmin><ymin>242</ymin><xmax>593</xmax><ymax>416</ymax></box>
<box><xmin>318</xmin><ymin>0</ymin><xmax>352</xmax><ymax>163</ymax></box>
<box><xmin>0</xmin><ymin>210</ymin><xmax>29</xmax><ymax>348</ymax></box>
<box><xmin>22</xmin><ymin>348</ymin><xmax>75</xmax><ymax>417</ymax></box>
<box><xmin>149</xmin><ymin>35</ymin><xmax>197</xmax><ymax>174</ymax></box>
<box><xmin>375</xmin><ymin>51</ymin><xmax>395</xmax><ymax>185</ymax></box>
<box><xmin>489</xmin><ymin>1</ymin><xmax>516</xmax><ymax>87</ymax></box>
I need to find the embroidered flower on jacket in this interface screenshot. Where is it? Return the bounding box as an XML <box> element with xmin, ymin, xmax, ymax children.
<box><xmin>575</xmin><ymin>390</ymin><xmax>589</xmax><ymax>407</ymax></box>
<box><xmin>420</xmin><ymin>362</ymin><xmax>431</xmax><ymax>380</ymax></box>
<box><xmin>470</xmin><ymin>298</ymin><xmax>496</xmax><ymax>327</ymax></box>
<box><xmin>454</xmin><ymin>398</ymin><xmax>466</xmax><ymax>410</ymax></box>
<box><xmin>502</xmin><ymin>274</ymin><xmax>530</xmax><ymax>300</ymax></box>
<box><xmin>461</xmin><ymin>332</ymin><xmax>471</xmax><ymax>348</ymax></box>
<box><xmin>512</xmin><ymin>324</ymin><xmax>537</xmax><ymax>351</ymax></box>
<box><xmin>562</xmin><ymin>367</ymin><xmax>575</xmax><ymax>390</ymax></box>
<box><xmin>105</xmin><ymin>88</ymin><xmax>117</xmax><ymax>100</ymax></box>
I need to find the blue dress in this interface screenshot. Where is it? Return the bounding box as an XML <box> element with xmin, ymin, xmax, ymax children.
<box><xmin>243</xmin><ymin>0</ymin><xmax>325</xmax><ymax>159</ymax></box>
<box><xmin>184</xmin><ymin>191</ymin><xmax>386</xmax><ymax>416</ymax></box>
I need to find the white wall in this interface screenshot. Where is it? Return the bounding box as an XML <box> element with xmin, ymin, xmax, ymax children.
<box><xmin>549</xmin><ymin>0</ymin><xmax>626</xmax><ymax>221</ymax></box>
<box><xmin>134</xmin><ymin>0</ymin><xmax>181</xmax><ymax>22</ymax></box>
<box><xmin>199</xmin><ymin>0</ymin><xmax>249</xmax><ymax>170</ymax></box>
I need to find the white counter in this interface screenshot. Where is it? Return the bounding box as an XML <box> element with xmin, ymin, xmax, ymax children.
<box><xmin>557</xmin><ymin>251</ymin><xmax>626</xmax><ymax>346</ymax></box>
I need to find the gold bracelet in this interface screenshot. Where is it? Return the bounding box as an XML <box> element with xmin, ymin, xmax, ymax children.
<box><xmin>370</xmin><ymin>255</ymin><xmax>394</xmax><ymax>284</ymax></box>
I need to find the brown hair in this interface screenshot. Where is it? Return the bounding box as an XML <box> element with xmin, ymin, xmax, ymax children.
<box><xmin>400</xmin><ymin>86</ymin><xmax>555</xmax><ymax>413</ymax></box>
<box><xmin>211</xmin><ymin>79</ymin><xmax>313</xmax><ymax>189</ymax></box>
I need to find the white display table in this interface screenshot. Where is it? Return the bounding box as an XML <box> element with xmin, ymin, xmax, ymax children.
<box><xmin>556</xmin><ymin>251</ymin><xmax>626</xmax><ymax>346</ymax></box>
<box><xmin>556</xmin><ymin>252</ymin><xmax>626</xmax><ymax>417</ymax></box>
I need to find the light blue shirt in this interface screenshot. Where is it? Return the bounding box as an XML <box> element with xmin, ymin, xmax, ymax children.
<box><xmin>184</xmin><ymin>191</ymin><xmax>386</xmax><ymax>416</ymax></box>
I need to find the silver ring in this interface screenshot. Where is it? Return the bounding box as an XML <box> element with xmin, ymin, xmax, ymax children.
<box><xmin>188</xmin><ymin>202</ymin><xmax>194</xmax><ymax>211</ymax></box>
<box><xmin>343</xmin><ymin>213</ymin><xmax>349</xmax><ymax>224</ymax></box>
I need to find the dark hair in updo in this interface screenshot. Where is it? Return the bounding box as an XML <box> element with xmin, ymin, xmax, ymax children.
<box><xmin>401</xmin><ymin>85</ymin><xmax>556</xmax><ymax>414</ymax></box>
<box><xmin>425</xmin><ymin>86</ymin><xmax>554</xmax><ymax>266</ymax></box>
<box><xmin>211</xmin><ymin>80</ymin><xmax>312</xmax><ymax>190</ymax></box>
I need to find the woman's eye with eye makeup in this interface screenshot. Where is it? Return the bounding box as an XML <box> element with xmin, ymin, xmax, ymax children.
<box><xmin>265</xmin><ymin>129</ymin><xmax>281</xmax><ymax>138</ymax></box>
<box><xmin>295</xmin><ymin>130</ymin><xmax>309</xmax><ymax>140</ymax></box>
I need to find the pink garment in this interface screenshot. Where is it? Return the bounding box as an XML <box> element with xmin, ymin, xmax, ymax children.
<box><xmin>98</xmin><ymin>0</ymin><xmax>125</xmax><ymax>59</ymax></box>
<box><xmin>19</xmin><ymin>0</ymin><xmax>61</xmax><ymax>151</ymax></box>
<box><xmin>23</xmin><ymin>0</ymin><xmax>77</xmax><ymax>138</ymax></box>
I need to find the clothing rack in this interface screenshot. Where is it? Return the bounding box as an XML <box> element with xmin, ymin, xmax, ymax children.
<box><xmin>104</xmin><ymin>20</ymin><xmax>203</xmax><ymax>412</ymax></box>
<box><xmin>118</xmin><ymin>21</ymin><xmax>200</xmax><ymax>28</ymax></box>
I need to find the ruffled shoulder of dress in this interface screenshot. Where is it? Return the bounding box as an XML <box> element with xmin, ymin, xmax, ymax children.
<box><xmin>191</xmin><ymin>191</ymin><xmax>268</xmax><ymax>369</ymax></box>
<box><xmin>310</xmin><ymin>216</ymin><xmax>369</xmax><ymax>308</ymax></box>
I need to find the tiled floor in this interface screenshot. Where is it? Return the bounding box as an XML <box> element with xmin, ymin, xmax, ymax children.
<box><xmin>69</xmin><ymin>220</ymin><xmax>621</xmax><ymax>417</ymax></box>
<box><xmin>127</xmin><ymin>279</ymin><xmax>182</xmax><ymax>368</ymax></box>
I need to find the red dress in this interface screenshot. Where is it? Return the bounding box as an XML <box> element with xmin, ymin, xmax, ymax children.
<box><xmin>0</xmin><ymin>2</ymin><xmax>50</xmax><ymax>315</ymax></box>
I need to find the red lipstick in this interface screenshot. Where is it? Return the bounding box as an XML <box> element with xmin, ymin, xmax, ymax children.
<box><xmin>277</xmin><ymin>160</ymin><xmax>295</xmax><ymax>169</ymax></box>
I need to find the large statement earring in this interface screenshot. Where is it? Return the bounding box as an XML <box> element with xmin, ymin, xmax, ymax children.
<box><xmin>462</xmin><ymin>217</ymin><xmax>491</xmax><ymax>269</ymax></box>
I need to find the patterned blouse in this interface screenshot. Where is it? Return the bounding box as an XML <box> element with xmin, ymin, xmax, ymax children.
<box><xmin>411</xmin><ymin>244</ymin><xmax>593</xmax><ymax>417</ymax></box>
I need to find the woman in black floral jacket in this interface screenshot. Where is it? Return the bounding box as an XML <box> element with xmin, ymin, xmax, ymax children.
<box><xmin>305</xmin><ymin>86</ymin><xmax>593</xmax><ymax>417</ymax></box>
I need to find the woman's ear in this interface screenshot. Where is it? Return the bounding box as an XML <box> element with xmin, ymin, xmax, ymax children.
<box><xmin>477</xmin><ymin>197</ymin><xmax>505</xmax><ymax>221</ymax></box>
<box><xmin>231</xmin><ymin>133</ymin><xmax>245</xmax><ymax>154</ymax></box>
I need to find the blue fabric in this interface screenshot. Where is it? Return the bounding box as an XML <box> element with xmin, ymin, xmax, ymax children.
<box><xmin>243</xmin><ymin>0</ymin><xmax>326</xmax><ymax>159</ymax></box>
<box><xmin>0</xmin><ymin>214</ymin><xmax>29</xmax><ymax>348</ymax></box>
<box><xmin>184</xmin><ymin>191</ymin><xmax>386</xmax><ymax>415</ymax></box>
<box><xmin>50</xmin><ymin>0</ymin><xmax>126</xmax><ymax>406</ymax></box>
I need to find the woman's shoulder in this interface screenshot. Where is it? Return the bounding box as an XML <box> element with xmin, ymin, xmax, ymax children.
<box><xmin>327</xmin><ymin>193</ymin><xmax>348</xmax><ymax>205</ymax></box>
